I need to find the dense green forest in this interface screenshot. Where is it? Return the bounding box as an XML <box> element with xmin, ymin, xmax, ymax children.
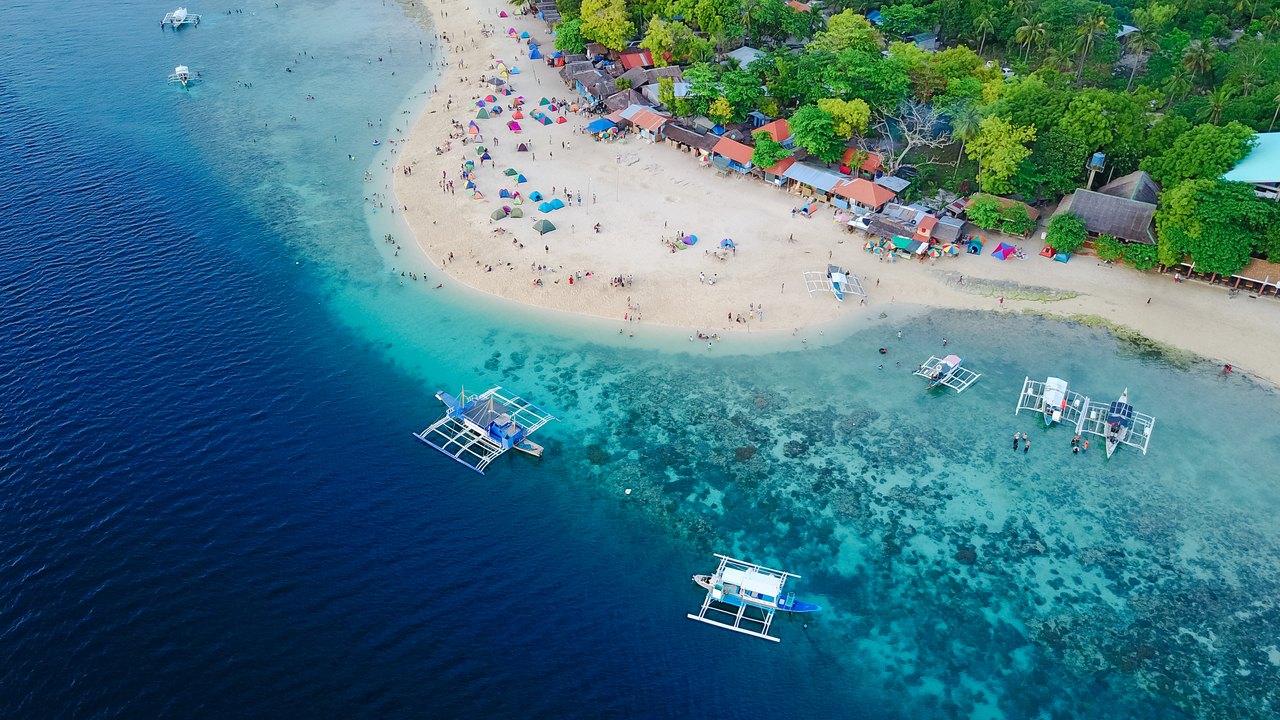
<box><xmin>545</xmin><ymin>0</ymin><xmax>1280</xmax><ymax>275</ymax></box>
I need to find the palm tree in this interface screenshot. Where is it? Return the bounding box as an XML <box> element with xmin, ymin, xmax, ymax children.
<box><xmin>1042</xmin><ymin>43</ymin><xmax>1072</xmax><ymax>74</ymax></box>
<box><xmin>742</xmin><ymin>0</ymin><xmax>764</xmax><ymax>42</ymax></box>
<box><xmin>1270</xmin><ymin>92</ymin><xmax>1280</xmax><ymax>131</ymax></box>
<box><xmin>975</xmin><ymin>14</ymin><xmax>995</xmax><ymax>55</ymax></box>
<box><xmin>1008</xmin><ymin>0</ymin><xmax>1034</xmax><ymax>18</ymax></box>
<box><xmin>1016</xmin><ymin>17</ymin><xmax>1046</xmax><ymax>62</ymax></box>
<box><xmin>1075</xmin><ymin>5</ymin><xmax>1110</xmax><ymax>82</ymax></box>
<box><xmin>1123</xmin><ymin>25</ymin><xmax>1160</xmax><ymax>91</ymax></box>
<box><xmin>1182</xmin><ymin>43</ymin><xmax>1215</xmax><ymax>93</ymax></box>
<box><xmin>1162</xmin><ymin>66</ymin><xmax>1192</xmax><ymax>106</ymax></box>
<box><xmin>1264</xmin><ymin>12</ymin><xmax>1280</xmax><ymax>37</ymax></box>
<box><xmin>1199</xmin><ymin>85</ymin><xmax>1236</xmax><ymax>124</ymax></box>
<box><xmin>949</xmin><ymin>103</ymin><xmax>982</xmax><ymax>166</ymax></box>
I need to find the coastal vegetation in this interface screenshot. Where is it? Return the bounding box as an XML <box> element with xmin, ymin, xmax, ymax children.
<box><xmin>551</xmin><ymin>0</ymin><xmax>1280</xmax><ymax>275</ymax></box>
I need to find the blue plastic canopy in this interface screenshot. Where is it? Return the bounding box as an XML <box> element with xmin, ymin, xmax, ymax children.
<box><xmin>586</xmin><ymin>118</ymin><xmax>616</xmax><ymax>133</ymax></box>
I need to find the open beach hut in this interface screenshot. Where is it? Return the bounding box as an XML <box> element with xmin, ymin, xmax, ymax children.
<box><xmin>504</xmin><ymin>168</ymin><xmax>518</xmax><ymax>176</ymax></box>
<box><xmin>510</xmin><ymin>207</ymin><xmax>523</xmax><ymax>218</ymax></box>
<box><xmin>890</xmin><ymin>235</ymin><xmax>912</xmax><ymax>251</ymax></box>
<box><xmin>529</xmin><ymin>191</ymin><xmax>544</xmax><ymax>201</ymax></box>
<box><xmin>991</xmin><ymin>242</ymin><xmax>1017</xmax><ymax>260</ymax></box>
<box><xmin>538</xmin><ymin>201</ymin><xmax>555</xmax><ymax>213</ymax></box>
<box><xmin>487</xmin><ymin>78</ymin><xmax>505</xmax><ymax>86</ymax></box>
<box><xmin>967</xmin><ymin>235</ymin><xmax>985</xmax><ymax>254</ymax></box>
<box><xmin>516</xmin><ymin>174</ymin><xmax>528</xmax><ymax>183</ymax></box>
<box><xmin>476</xmin><ymin>108</ymin><xmax>490</xmax><ymax>119</ymax></box>
<box><xmin>533</xmin><ymin>219</ymin><xmax>556</xmax><ymax>235</ymax></box>
<box><xmin>517</xmin><ymin>143</ymin><xmax>530</xmax><ymax>152</ymax></box>
<box><xmin>549</xmin><ymin>198</ymin><xmax>565</xmax><ymax>209</ymax></box>
<box><xmin>491</xmin><ymin>208</ymin><xmax>509</xmax><ymax>220</ymax></box>
<box><xmin>499</xmin><ymin>188</ymin><xmax>512</xmax><ymax>198</ymax></box>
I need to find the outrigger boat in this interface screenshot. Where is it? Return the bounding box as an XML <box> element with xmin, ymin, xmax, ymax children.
<box><xmin>1079</xmin><ymin>388</ymin><xmax>1155</xmax><ymax>457</ymax></box>
<box><xmin>802</xmin><ymin>264</ymin><xmax>867</xmax><ymax>302</ymax></box>
<box><xmin>413</xmin><ymin>386</ymin><xmax>555</xmax><ymax>473</ymax></box>
<box><xmin>1015</xmin><ymin>376</ymin><xmax>1088</xmax><ymax>427</ymax></box>
<box><xmin>913</xmin><ymin>354</ymin><xmax>981</xmax><ymax>393</ymax></box>
<box><xmin>167</xmin><ymin>65</ymin><xmax>196</xmax><ymax>88</ymax></box>
<box><xmin>687</xmin><ymin>554</ymin><xmax>820</xmax><ymax>643</ymax></box>
<box><xmin>162</xmin><ymin>7</ymin><xmax>201</xmax><ymax>28</ymax></box>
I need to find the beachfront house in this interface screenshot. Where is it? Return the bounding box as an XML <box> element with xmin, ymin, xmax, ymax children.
<box><xmin>933</xmin><ymin>216</ymin><xmax>967</xmax><ymax>244</ymax></box>
<box><xmin>832</xmin><ymin>178</ymin><xmax>897</xmax><ymax>213</ymax></box>
<box><xmin>711</xmin><ymin>137</ymin><xmax>754</xmax><ymax>173</ymax></box>
<box><xmin>783</xmin><ymin>162</ymin><xmax>845</xmax><ymax>202</ymax></box>
<box><xmin>840</xmin><ymin>149</ymin><xmax>883</xmax><ymax>180</ymax></box>
<box><xmin>1223</xmin><ymin>132</ymin><xmax>1280</xmax><ymax>201</ymax></box>
<box><xmin>1052</xmin><ymin>171</ymin><xmax>1159</xmax><ymax>244</ymax></box>
<box><xmin>754</xmin><ymin>119</ymin><xmax>793</xmax><ymax>149</ymax></box>
<box><xmin>618</xmin><ymin>49</ymin><xmax>654</xmax><ymax>70</ymax></box>
<box><xmin>627</xmin><ymin>108</ymin><xmax>670</xmax><ymax>142</ymax></box>
<box><xmin>757</xmin><ymin>156</ymin><xmax>797</xmax><ymax>186</ymax></box>
<box><xmin>663</xmin><ymin>123</ymin><xmax>720</xmax><ymax>164</ymax></box>
<box><xmin>725</xmin><ymin>46</ymin><xmax>765</xmax><ymax>68</ymax></box>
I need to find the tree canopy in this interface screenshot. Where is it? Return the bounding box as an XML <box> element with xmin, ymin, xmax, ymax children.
<box><xmin>789</xmin><ymin>105</ymin><xmax>844</xmax><ymax>163</ymax></box>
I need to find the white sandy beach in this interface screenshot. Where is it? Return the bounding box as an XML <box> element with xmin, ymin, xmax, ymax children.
<box><xmin>391</xmin><ymin>0</ymin><xmax>1280</xmax><ymax>385</ymax></box>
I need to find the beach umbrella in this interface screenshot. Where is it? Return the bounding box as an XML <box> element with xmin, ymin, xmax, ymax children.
<box><xmin>499</xmin><ymin>189</ymin><xmax>512</xmax><ymax>198</ymax></box>
<box><xmin>549</xmin><ymin>198</ymin><xmax>565</xmax><ymax>209</ymax></box>
<box><xmin>517</xmin><ymin>143</ymin><xmax>530</xmax><ymax>152</ymax></box>
<box><xmin>863</xmin><ymin>241</ymin><xmax>876</xmax><ymax>250</ymax></box>
<box><xmin>991</xmin><ymin>242</ymin><xmax>1017</xmax><ymax>260</ymax></box>
<box><xmin>491</xmin><ymin>208</ymin><xmax>509</xmax><ymax>220</ymax></box>
<box><xmin>720</xmin><ymin>238</ymin><xmax>734</xmax><ymax>248</ymax></box>
<box><xmin>555</xmin><ymin>116</ymin><xmax>567</xmax><ymax>124</ymax></box>
<box><xmin>538</xmin><ymin>201</ymin><xmax>554</xmax><ymax>213</ymax></box>
<box><xmin>504</xmin><ymin>168</ymin><xmax>518</xmax><ymax>176</ymax></box>
<box><xmin>516</xmin><ymin>174</ymin><xmax>527</xmax><ymax>183</ymax></box>
<box><xmin>484</xmin><ymin>94</ymin><xmax>497</xmax><ymax>102</ymax></box>
<box><xmin>539</xmin><ymin>97</ymin><xmax>550</xmax><ymax>105</ymax></box>
<box><xmin>942</xmin><ymin>244</ymin><xmax>960</xmax><ymax>255</ymax></box>
<box><xmin>529</xmin><ymin>191</ymin><xmax>544</xmax><ymax>201</ymax></box>
<box><xmin>533</xmin><ymin>219</ymin><xmax>556</xmax><ymax>235</ymax></box>
<box><xmin>510</xmin><ymin>207</ymin><xmax>523</xmax><ymax>218</ymax></box>
<box><xmin>681</xmin><ymin>235</ymin><xmax>698</xmax><ymax>245</ymax></box>
<box><xmin>928</xmin><ymin>248</ymin><xmax>942</xmax><ymax>258</ymax></box>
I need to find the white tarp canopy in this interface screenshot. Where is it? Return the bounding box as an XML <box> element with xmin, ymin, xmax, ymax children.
<box><xmin>722</xmin><ymin>567</ymin><xmax>783</xmax><ymax>599</ymax></box>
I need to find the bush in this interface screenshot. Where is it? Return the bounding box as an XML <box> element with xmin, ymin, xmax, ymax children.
<box><xmin>615</xmin><ymin>77</ymin><xmax>632</xmax><ymax>89</ymax></box>
<box><xmin>1045</xmin><ymin>213</ymin><xmax>1087</xmax><ymax>254</ymax></box>
<box><xmin>965</xmin><ymin>196</ymin><xmax>1006</xmax><ymax>230</ymax></box>
<box><xmin>1095</xmin><ymin>234</ymin><xmax>1124</xmax><ymax>261</ymax></box>
<box><xmin>1003</xmin><ymin>205</ymin><xmax>1036</xmax><ymax>235</ymax></box>
<box><xmin>1127</xmin><ymin>243</ymin><xmax>1159</xmax><ymax>271</ymax></box>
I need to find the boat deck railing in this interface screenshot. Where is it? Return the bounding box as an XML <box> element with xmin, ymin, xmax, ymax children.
<box><xmin>1014</xmin><ymin>376</ymin><xmax>1088</xmax><ymax>427</ymax></box>
<box><xmin>1078</xmin><ymin>401</ymin><xmax>1155</xmax><ymax>454</ymax></box>
<box><xmin>913</xmin><ymin>356</ymin><xmax>981</xmax><ymax>393</ymax></box>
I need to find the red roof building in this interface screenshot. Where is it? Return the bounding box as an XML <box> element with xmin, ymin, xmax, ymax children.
<box><xmin>911</xmin><ymin>215</ymin><xmax>938</xmax><ymax>242</ymax></box>
<box><xmin>786</xmin><ymin>0</ymin><xmax>812</xmax><ymax>10</ymax></box>
<box><xmin>712</xmin><ymin>137</ymin><xmax>754</xmax><ymax>165</ymax></box>
<box><xmin>619</xmin><ymin>50</ymin><xmax>654</xmax><ymax>70</ymax></box>
<box><xmin>629</xmin><ymin>108</ymin><xmax>669</xmax><ymax>133</ymax></box>
<box><xmin>833</xmin><ymin>178</ymin><xmax>897</xmax><ymax>211</ymax></box>
<box><xmin>840</xmin><ymin>149</ymin><xmax>883</xmax><ymax>176</ymax></box>
<box><xmin>762</xmin><ymin>155</ymin><xmax>796</xmax><ymax>178</ymax></box>
<box><xmin>754</xmin><ymin>119</ymin><xmax>791</xmax><ymax>143</ymax></box>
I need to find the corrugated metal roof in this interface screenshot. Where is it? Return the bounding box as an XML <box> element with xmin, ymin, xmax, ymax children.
<box><xmin>1224</xmin><ymin>132</ymin><xmax>1280</xmax><ymax>183</ymax></box>
<box><xmin>875</xmin><ymin>176</ymin><xmax>911</xmax><ymax>193</ymax></box>
<box><xmin>783</xmin><ymin>162</ymin><xmax>843</xmax><ymax>192</ymax></box>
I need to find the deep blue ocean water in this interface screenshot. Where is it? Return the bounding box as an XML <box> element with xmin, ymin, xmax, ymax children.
<box><xmin>4</xmin><ymin>1</ymin><xmax>1280</xmax><ymax>719</ymax></box>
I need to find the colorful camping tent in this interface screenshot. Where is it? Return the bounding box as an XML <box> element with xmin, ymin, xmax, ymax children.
<box><xmin>510</xmin><ymin>66</ymin><xmax>520</xmax><ymax>74</ymax></box>
<box><xmin>720</xmin><ymin>239</ymin><xmax>735</xmax><ymax>248</ymax></box>
<box><xmin>499</xmin><ymin>10</ymin><xmax>507</xmax><ymax>16</ymax></box>
<box><xmin>510</xmin><ymin>208</ymin><xmax>524</xmax><ymax>218</ymax></box>
<box><xmin>491</xmin><ymin>208</ymin><xmax>509</xmax><ymax>219</ymax></box>
<box><xmin>516</xmin><ymin>174</ymin><xmax>527</xmax><ymax>183</ymax></box>
<box><xmin>473</xmin><ymin>190</ymin><xmax>484</xmax><ymax>199</ymax></box>
<box><xmin>539</xmin><ymin>97</ymin><xmax>550</xmax><ymax>105</ymax></box>
<box><xmin>504</xmin><ymin>168</ymin><xmax>518</xmax><ymax>176</ymax></box>
<box><xmin>465</xmin><ymin>181</ymin><xmax>475</xmax><ymax>189</ymax></box>
<box><xmin>476</xmin><ymin>108</ymin><xmax>490</xmax><ymax>119</ymax></box>
<box><xmin>555</xmin><ymin>116</ymin><xmax>567</xmax><ymax>124</ymax></box>
<box><xmin>480</xmin><ymin>152</ymin><xmax>492</xmax><ymax>161</ymax></box>
<box><xmin>529</xmin><ymin>46</ymin><xmax>542</xmax><ymax>59</ymax></box>
<box><xmin>534</xmin><ymin>114</ymin><xmax>552</xmax><ymax>126</ymax></box>
<box><xmin>533</xmin><ymin>219</ymin><xmax>555</xmax><ymax>234</ymax></box>
<box><xmin>499</xmin><ymin>189</ymin><xmax>512</xmax><ymax>198</ymax></box>
<box><xmin>681</xmin><ymin>235</ymin><xmax>698</xmax><ymax>245</ymax></box>
<box><xmin>991</xmin><ymin>242</ymin><xmax>1017</xmax><ymax>260</ymax></box>
<box><xmin>512</xmin><ymin>111</ymin><xmax>524</xmax><ymax>119</ymax></box>
<box><xmin>520</xmin><ymin>31</ymin><xmax>529</xmax><ymax>38</ymax></box>
<box><xmin>517</xmin><ymin>143</ymin><xmax>530</xmax><ymax>152</ymax></box>
<box><xmin>549</xmin><ymin>198</ymin><xmax>565</xmax><ymax>209</ymax></box>
<box><xmin>529</xmin><ymin>191</ymin><xmax>544</xmax><ymax>201</ymax></box>
<box><xmin>484</xmin><ymin>94</ymin><xmax>497</xmax><ymax>102</ymax></box>
<box><xmin>508</xmin><ymin>121</ymin><xmax>522</xmax><ymax>131</ymax></box>
<box><xmin>538</xmin><ymin>202</ymin><xmax>555</xmax><ymax>213</ymax></box>
<box><xmin>475</xmin><ymin>146</ymin><xmax>486</xmax><ymax>155</ymax></box>
<box><xmin>968</xmin><ymin>235</ymin><xmax>985</xmax><ymax>254</ymax></box>
<box><xmin>468</xmin><ymin>121</ymin><xmax>479</xmax><ymax>134</ymax></box>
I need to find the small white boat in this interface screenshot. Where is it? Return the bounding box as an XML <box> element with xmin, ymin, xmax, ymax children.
<box><xmin>168</xmin><ymin>65</ymin><xmax>193</xmax><ymax>87</ymax></box>
<box><xmin>162</xmin><ymin>7</ymin><xmax>201</xmax><ymax>27</ymax></box>
<box><xmin>1103</xmin><ymin>388</ymin><xmax>1135</xmax><ymax>458</ymax></box>
<box><xmin>1042</xmin><ymin>377</ymin><xmax>1068</xmax><ymax>426</ymax></box>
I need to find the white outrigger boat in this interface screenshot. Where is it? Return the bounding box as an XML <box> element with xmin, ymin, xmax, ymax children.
<box><xmin>162</xmin><ymin>7</ymin><xmax>201</xmax><ymax>28</ymax></box>
<box><xmin>167</xmin><ymin>65</ymin><xmax>197</xmax><ymax>88</ymax></box>
<box><xmin>1015</xmin><ymin>376</ymin><xmax>1088</xmax><ymax>427</ymax></box>
<box><xmin>802</xmin><ymin>264</ymin><xmax>866</xmax><ymax>302</ymax></box>
<box><xmin>413</xmin><ymin>386</ymin><xmax>555</xmax><ymax>473</ymax></box>
<box><xmin>687</xmin><ymin>554</ymin><xmax>821</xmax><ymax>642</ymax></box>
<box><xmin>1079</xmin><ymin>388</ymin><xmax>1155</xmax><ymax>457</ymax></box>
<box><xmin>913</xmin><ymin>354</ymin><xmax>981</xmax><ymax>393</ymax></box>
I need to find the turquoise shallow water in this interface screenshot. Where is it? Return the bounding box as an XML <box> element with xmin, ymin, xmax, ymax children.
<box><xmin>5</xmin><ymin>0</ymin><xmax>1280</xmax><ymax>717</ymax></box>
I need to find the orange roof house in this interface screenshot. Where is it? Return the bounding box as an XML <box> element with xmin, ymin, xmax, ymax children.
<box><xmin>711</xmin><ymin>137</ymin><xmax>754</xmax><ymax>165</ymax></box>
<box><xmin>833</xmin><ymin>178</ymin><xmax>897</xmax><ymax>210</ymax></box>
<box><xmin>786</xmin><ymin>0</ymin><xmax>812</xmax><ymax>10</ymax></box>
<box><xmin>911</xmin><ymin>215</ymin><xmax>938</xmax><ymax>242</ymax></box>
<box><xmin>755</xmin><ymin>119</ymin><xmax>792</xmax><ymax>144</ymax></box>
<box><xmin>840</xmin><ymin>149</ymin><xmax>883</xmax><ymax>176</ymax></box>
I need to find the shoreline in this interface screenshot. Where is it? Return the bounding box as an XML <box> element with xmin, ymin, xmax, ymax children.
<box><xmin>388</xmin><ymin>0</ymin><xmax>1280</xmax><ymax>387</ymax></box>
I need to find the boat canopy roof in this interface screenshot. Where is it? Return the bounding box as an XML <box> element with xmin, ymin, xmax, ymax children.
<box><xmin>1108</xmin><ymin>401</ymin><xmax>1134</xmax><ymax>424</ymax></box>
<box><xmin>1045</xmin><ymin>377</ymin><xmax>1068</xmax><ymax>393</ymax></box>
<box><xmin>942</xmin><ymin>354</ymin><xmax>962</xmax><ymax>366</ymax></box>
<box><xmin>722</xmin><ymin>567</ymin><xmax>784</xmax><ymax>598</ymax></box>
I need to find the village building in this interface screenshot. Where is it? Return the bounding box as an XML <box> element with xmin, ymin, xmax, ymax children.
<box><xmin>1053</xmin><ymin>171</ymin><xmax>1158</xmax><ymax>244</ymax></box>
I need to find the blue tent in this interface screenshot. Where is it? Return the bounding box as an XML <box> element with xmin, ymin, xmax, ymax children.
<box><xmin>466</xmin><ymin>181</ymin><xmax>475</xmax><ymax>189</ymax></box>
<box><xmin>516</xmin><ymin>174</ymin><xmax>528</xmax><ymax>183</ymax></box>
<box><xmin>510</xmin><ymin>66</ymin><xmax>520</xmax><ymax>74</ymax></box>
<box><xmin>538</xmin><ymin>201</ymin><xmax>555</xmax><ymax>212</ymax></box>
<box><xmin>529</xmin><ymin>191</ymin><xmax>544</xmax><ymax>201</ymax></box>
<box><xmin>549</xmin><ymin>198</ymin><xmax>566</xmax><ymax>209</ymax></box>
<box><xmin>480</xmin><ymin>152</ymin><xmax>492</xmax><ymax>160</ymax></box>
<box><xmin>682</xmin><ymin>235</ymin><xmax>698</xmax><ymax>245</ymax></box>
<box><xmin>587</xmin><ymin>118</ymin><xmax>616</xmax><ymax>133</ymax></box>
<box><xmin>520</xmin><ymin>31</ymin><xmax>529</xmax><ymax>38</ymax></box>
<box><xmin>529</xmin><ymin>46</ymin><xmax>542</xmax><ymax>59</ymax></box>
<box><xmin>499</xmin><ymin>188</ymin><xmax>512</xmax><ymax>198</ymax></box>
